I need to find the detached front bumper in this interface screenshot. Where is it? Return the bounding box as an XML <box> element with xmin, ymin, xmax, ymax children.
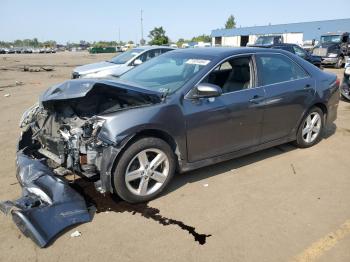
<box><xmin>0</xmin><ymin>150</ymin><xmax>93</xmax><ymax>247</ymax></box>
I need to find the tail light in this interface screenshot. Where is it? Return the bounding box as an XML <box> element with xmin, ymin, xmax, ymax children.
<box><xmin>335</xmin><ymin>78</ymin><xmax>340</xmax><ymax>87</ymax></box>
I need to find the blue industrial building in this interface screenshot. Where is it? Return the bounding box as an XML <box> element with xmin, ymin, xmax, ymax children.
<box><xmin>211</xmin><ymin>18</ymin><xmax>350</xmax><ymax>47</ymax></box>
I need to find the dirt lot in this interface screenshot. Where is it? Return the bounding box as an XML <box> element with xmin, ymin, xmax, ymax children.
<box><xmin>0</xmin><ymin>52</ymin><xmax>349</xmax><ymax>262</ymax></box>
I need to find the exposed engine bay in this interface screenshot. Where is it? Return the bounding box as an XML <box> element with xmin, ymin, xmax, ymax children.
<box><xmin>22</xmin><ymin>81</ymin><xmax>160</xmax><ymax>178</ymax></box>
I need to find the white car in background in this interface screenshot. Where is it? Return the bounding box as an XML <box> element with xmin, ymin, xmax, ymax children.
<box><xmin>72</xmin><ymin>46</ymin><xmax>174</xmax><ymax>79</ymax></box>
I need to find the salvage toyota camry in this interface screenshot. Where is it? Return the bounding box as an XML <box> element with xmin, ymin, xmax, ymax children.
<box><xmin>0</xmin><ymin>48</ymin><xmax>339</xmax><ymax>247</ymax></box>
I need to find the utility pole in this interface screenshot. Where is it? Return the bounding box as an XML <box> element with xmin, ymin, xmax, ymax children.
<box><xmin>118</xmin><ymin>27</ymin><xmax>121</xmax><ymax>44</ymax></box>
<box><xmin>140</xmin><ymin>9</ymin><xmax>145</xmax><ymax>45</ymax></box>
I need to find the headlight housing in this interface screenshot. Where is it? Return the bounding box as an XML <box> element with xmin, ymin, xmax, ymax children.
<box><xmin>19</xmin><ymin>102</ymin><xmax>40</xmax><ymax>128</ymax></box>
<box><xmin>328</xmin><ymin>53</ymin><xmax>338</xmax><ymax>58</ymax></box>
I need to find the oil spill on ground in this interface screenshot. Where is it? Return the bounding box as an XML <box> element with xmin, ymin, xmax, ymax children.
<box><xmin>71</xmin><ymin>178</ymin><xmax>211</xmax><ymax>245</ymax></box>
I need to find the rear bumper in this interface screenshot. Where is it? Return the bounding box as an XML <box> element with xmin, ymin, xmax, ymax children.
<box><xmin>341</xmin><ymin>78</ymin><xmax>350</xmax><ymax>100</ymax></box>
<box><xmin>326</xmin><ymin>82</ymin><xmax>340</xmax><ymax>126</ymax></box>
<box><xmin>0</xmin><ymin>150</ymin><xmax>93</xmax><ymax>247</ymax></box>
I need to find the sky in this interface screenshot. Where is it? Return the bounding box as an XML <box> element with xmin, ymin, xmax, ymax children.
<box><xmin>1</xmin><ymin>0</ymin><xmax>349</xmax><ymax>44</ymax></box>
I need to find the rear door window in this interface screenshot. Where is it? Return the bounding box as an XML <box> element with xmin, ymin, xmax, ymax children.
<box><xmin>256</xmin><ymin>54</ymin><xmax>308</xmax><ymax>86</ymax></box>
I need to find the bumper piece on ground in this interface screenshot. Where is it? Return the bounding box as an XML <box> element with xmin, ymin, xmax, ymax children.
<box><xmin>0</xmin><ymin>151</ymin><xmax>93</xmax><ymax>247</ymax></box>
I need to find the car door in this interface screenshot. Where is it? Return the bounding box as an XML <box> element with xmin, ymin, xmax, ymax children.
<box><xmin>256</xmin><ymin>53</ymin><xmax>315</xmax><ymax>143</ymax></box>
<box><xmin>184</xmin><ymin>55</ymin><xmax>265</xmax><ymax>162</ymax></box>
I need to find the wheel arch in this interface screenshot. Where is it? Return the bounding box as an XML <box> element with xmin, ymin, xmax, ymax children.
<box><xmin>296</xmin><ymin>102</ymin><xmax>328</xmax><ymax>135</ymax></box>
<box><xmin>113</xmin><ymin>129</ymin><xmax>182</xmax><ymax>175</ymax></box>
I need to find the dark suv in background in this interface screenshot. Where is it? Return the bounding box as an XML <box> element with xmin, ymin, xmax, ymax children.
<box><xmin>312</xmin><ymin>32</ymin><xmax>350</xmax><ymax>68</ymax></box>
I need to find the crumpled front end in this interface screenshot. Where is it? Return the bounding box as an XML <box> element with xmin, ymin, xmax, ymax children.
<box><xmin>0</xmin><ymin>149</ymin><xmax>93</xmax><ymax>247</ymax></box>
<box><xmin>0</xmin><ymin>79</ymin><xmax>162</xmax><ymax>247</ymax></box>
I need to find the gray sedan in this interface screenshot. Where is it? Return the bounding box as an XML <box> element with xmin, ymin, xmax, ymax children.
<box><xmin>1</xmin><ymin>47</ymin><xmax>340</xmax><ymax>247</ymax></box>
<box><xmin>72</xmin><ymin>46</ymin><xmax>174</xmax><ymax>79</ymax></box>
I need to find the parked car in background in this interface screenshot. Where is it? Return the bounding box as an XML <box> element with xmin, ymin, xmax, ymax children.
<box><xmin>72</xmin><ymin>46</ymin><xmax>174</xmax><ymax>79</ymax></box>
<box><xmin>312</xmin><ymin>32</ymin><xmax>350</xmax><ymax>68</ymax></box>
<box><xmin>270</xmin><ymin>43</ymin><xmax>322</xmax><ymax>67</ymax></box>
<box><xmin>0</xmin><ymin>48</ymin><xmax>9</xmax><ymax>54</ymax></box>
<box><xmin>7</xmin><ymin>48</ymin><xmax>15</xmax><ymax>54</ymax></box>
<box><xmin>341</xmin><ymin>58</ymin><xmax>350</xmax><ymax>101</ymax></box>
<box><xmin>251</xmin><ymin>35</ymin><xmax>283</xmax><ymax>46</ymax></box>
<box><xmin>121</xmin><ymin>44</ymin><xmax>136</xmax><ymax>52</ymax></box>
<box><xmin>251</xmin><ymin>43</ymin><xmax>322</xmax><ymax>67</ymax></box>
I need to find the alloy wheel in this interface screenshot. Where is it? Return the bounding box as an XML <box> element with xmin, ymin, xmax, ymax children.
<box><xmin>125</xmin><ymin>148</ymin><xmax>170</xmax><ymax>196</ymax></box>
<box><xmin>302</xmin><ymin>112</ymin><xmax>322</xmax><ymax>143</ymax></box>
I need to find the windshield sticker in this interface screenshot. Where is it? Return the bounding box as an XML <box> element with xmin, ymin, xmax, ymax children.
<box><xmin>185</xmin><ymin>59</ymin><xmax>210</xmax><ymax>66</ymax></box>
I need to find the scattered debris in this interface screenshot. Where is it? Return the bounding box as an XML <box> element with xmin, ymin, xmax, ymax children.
<box><xmin>23</xmin><ymin>66</ymin><xmax>54</xmax><ymax>72</ymax></box>
<box><xmin>0</xmin><ymin>66</ymin><xmax>8</xmax><ymax>70</ymax></box>
<box><xmin>41</xmin><ymin>66</ymin><xmax>54</xmax><ymax>71</ymax></box>
<box><xmin>23</xmin><ymin>66</ymin><xmax>40</xmax><ymax>72</ymax></box>
<box><xmin>29</xmin><ymin>81</ymin><xmax>41</xmax><ymax>85</ymax></box>
<box><xmin>4</xmin><ymin>93</ymin><xmax>10</xmax><ymax>97</ymax></box>
<box><xmin>15</xmin><ymin>81</ymin><xmax>24</xmax><ymax>86</ymax></box>
<box><xmin>291</xmin><ymin>164</ymin><xmax>296</xmax><ymax>174</ymax></box>
<box><xmin>70</xmin><ymin>231</ymin><xmax>82</xmax><ymax>238</ymax></box>
<box><xmin>203</xmin><ymin>183</ymin><xmax>209</xmax><ymax>187</ymax></box>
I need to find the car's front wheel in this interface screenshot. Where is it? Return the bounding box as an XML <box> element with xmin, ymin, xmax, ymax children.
<box><xmin>294</xmin><ymin>107</ymin><xmax>324</xmax><ymax>148</ymax></box>
<box><xmin>113</xmin><ymin>137</ymin><xmax>176</xmax><ymax>203</ymax></box>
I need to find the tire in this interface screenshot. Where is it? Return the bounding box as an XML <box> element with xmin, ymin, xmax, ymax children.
<box><xmin>341</xmin><ymin>93</ymin><xmax>350</xmax><ymax>101</ymax></box>
<box><xmin>294</xmin><ymin>107</ymin><xmax>324</xmax><ymax>148</ymax></box>
<box><xmin>335</xmin><ymin>56</ymin><xmax>344</xmax><ymax>69</ymax></box>
<box><xmin>113</xmin><ymin>137</ymin><xmax>176</xmax><ymax>203</ymax></box>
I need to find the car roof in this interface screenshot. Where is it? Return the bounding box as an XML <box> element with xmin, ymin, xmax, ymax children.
<box><xmin>272</xmin><ymin>43</ymin><xmax>297</xmax><ymax>46</ymax></box>
<box><xmin>168</xmin><ymin>47</ymin><xmax>291</xmax><ymax>58</ymax></box>
<box><xmin>134</xmin><ymin>46</ymin><xmax>175</xmax><ymax>51</ymax></box>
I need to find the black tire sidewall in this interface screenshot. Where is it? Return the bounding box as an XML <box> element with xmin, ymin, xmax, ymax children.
<box><xmin>113</xmin><ymin>137</ymin><xmax>176</xmax><ymax>203</ymax></box>
<box><xmin>295</xmin><ymin>107</ymin><xmax>324</xmax><ymax>148</ymax></box>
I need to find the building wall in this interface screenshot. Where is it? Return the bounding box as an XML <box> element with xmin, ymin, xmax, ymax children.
<box><xmin>222</xmin><ymin>36</ymin><xmax>241</xmax><ymax>47</ymax></box>
<box><xmin>211</xmin><ymin>18</ymin><xmax>350</xmax><ymax>44</ymax></box>
<box><xmin>283</xmin><ymin>33</ymin><xmax>303</xmax><ymax>45</ymax></box>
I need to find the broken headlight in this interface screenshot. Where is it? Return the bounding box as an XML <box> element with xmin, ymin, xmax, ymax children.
<box><xmin>19</xmin><ymin>102</ymin><xmax>40</xmax><ymax>128</ymax></box>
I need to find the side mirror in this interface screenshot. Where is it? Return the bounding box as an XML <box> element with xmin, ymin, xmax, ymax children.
<box><xmin>133</xmin><ymin>59</ymin><xmax>143</xmax><ymax>66</ymax></box>
<box><xmin>190</xmin><ymin>83</ymin><xmax>222</xmax><ymax>99</ymax></box>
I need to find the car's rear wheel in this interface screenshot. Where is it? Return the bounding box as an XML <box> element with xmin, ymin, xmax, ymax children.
<box><xmin>113</xmin><ymin>137</ymin><xmax>176</xmax><ymax>203</ymax></box>
<box><xmin>294</xmin><ymin>107</ymin><xmax>324</xmax><ymax>148</ymax></box>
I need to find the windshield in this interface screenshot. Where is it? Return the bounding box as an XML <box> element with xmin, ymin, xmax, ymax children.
<box><xmin>255</xmin><ymin>36</ymin><xmax>275</xmax><ymax>45</ymax></box>
<box><xmin>119</xmin><ymin>52</ymin><xmax>212</xmax><ymax>93</ymax></box>
<box><xmin>320</xmin><ymin>35</ymin><xmax>341</xmax><ymax>44</ymax></box>
<box><xmin>109</xmin><ymin>48</ymin><xmax>143</xmax><ymax>64</ymax></box>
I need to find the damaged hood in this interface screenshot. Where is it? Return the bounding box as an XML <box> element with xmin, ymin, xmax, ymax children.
<box><xmin>40</xmin><ymin>79</ymin><xmax>163</xmax><ymax>105</ymax></box>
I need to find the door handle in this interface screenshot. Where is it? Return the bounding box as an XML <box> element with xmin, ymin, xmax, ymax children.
<box><xmin>249</xmin><ymin>95</ymin><xmax>264</xmax><ymax>104</ymax></box>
